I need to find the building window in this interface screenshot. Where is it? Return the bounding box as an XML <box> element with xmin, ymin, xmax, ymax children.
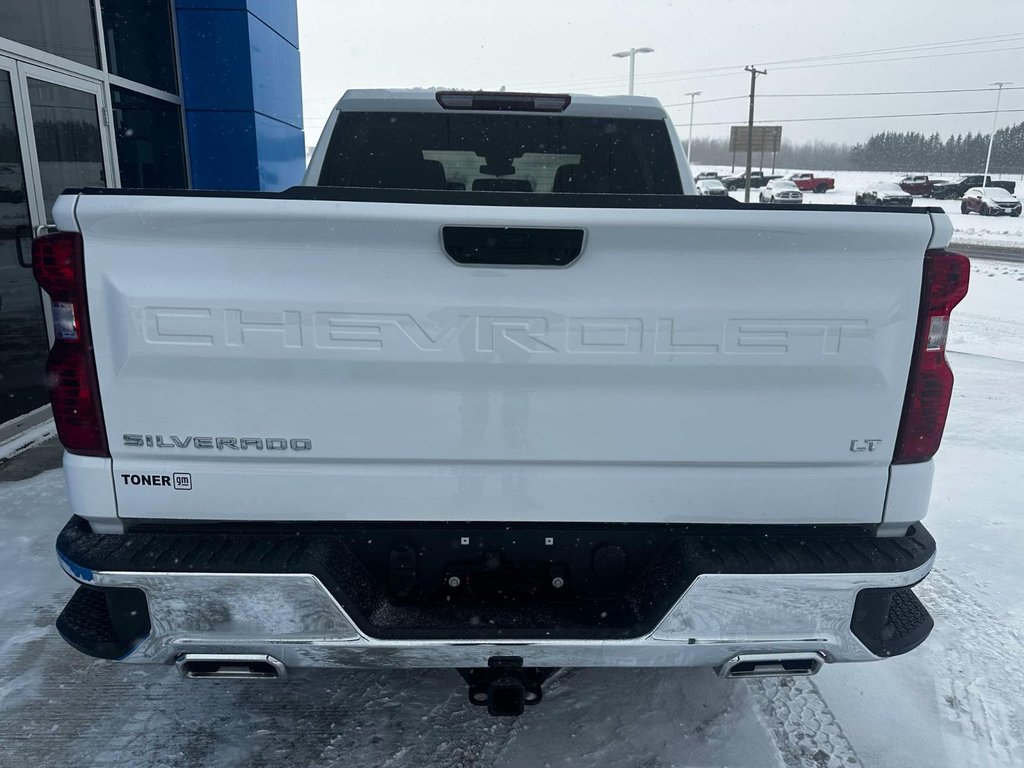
<box><xmin>110</xmin><ymin>86</ymin><xmax>186</xmax><ymax>188</ymax></box>
<box><xmin>100</xmin><ymin>0</ymin><xmax>178</xmax><ymax>94</ymax></box>
<box><xmin>0</xmin><ymin>71</ymin><xmax>50</xmax><ymax>424</ymax></box>
<box><xmin>0</xmin><ymin>0</ymin><xmax>100</xmax><ymax>69</ymax></box>
<box><xmin>27</xmin><ymin>78</ymin><xmax>107</xmax><ymax>221</ymax></box>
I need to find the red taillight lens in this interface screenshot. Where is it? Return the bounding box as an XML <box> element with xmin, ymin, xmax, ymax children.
<box><xmin>894</xmin><ymin>249</ymin><xmax>970</xmax><ymax>464</ymax></box>
<box><xmin>46</xmin><ymin>342</ymin><xmax>109</xmax><ymax>456</ymax></box>
<box><xmin>31</xmin><ymin>232</ymin><xmax>108</xmax><ymax>457</ymax></box>
<box><xmin>32</xmin><ymin>232</ymin><xmax>81</xmax><ymax>299</ymax></box>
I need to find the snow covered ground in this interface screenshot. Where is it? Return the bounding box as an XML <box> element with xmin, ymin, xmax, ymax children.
<box><xmin>1</xmin><ymin>262</ymin><xmax>1022</xmax><ymax>767</ymax></box>
<box><xmin>692</xmin><ymin>165</ymin><xmax>1024</xmax><ymax>250</ymax></box>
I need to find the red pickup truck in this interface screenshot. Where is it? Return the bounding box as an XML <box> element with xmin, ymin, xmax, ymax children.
<box><xmin>786</xmin><ymin>172</ymin><xmax>835</xmax><ymax>194</ymax></box>
<box><xmin>897</xmin><ymin>175</ymin><xmax>948</xmax><ymax>196</ymax></box>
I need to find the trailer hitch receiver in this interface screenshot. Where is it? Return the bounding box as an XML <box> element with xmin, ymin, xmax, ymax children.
<box><xmin>459</xmin><ymin>656</ymin><xmax>558</xmax><ymax>716</ymax></box>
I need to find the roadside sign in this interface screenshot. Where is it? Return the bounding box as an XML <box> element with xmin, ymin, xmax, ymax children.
<box><xmin>729</xmin><ymin>125</ymin><xmax>782</xmax><ymax>153</ymax></box>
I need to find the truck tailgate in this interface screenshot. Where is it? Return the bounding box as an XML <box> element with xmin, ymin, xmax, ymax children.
<box><xmin>72</xmin><ymin>194</ymin><xmax>934</xmax><ymax>524</ymax></box>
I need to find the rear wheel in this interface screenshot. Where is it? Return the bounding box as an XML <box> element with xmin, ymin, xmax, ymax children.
<box><xmin>981</xmin><ymin>204</ymin><xmax>991</xmax><ymax>216</ymax></box>
<box><xmin>961</xmin><ymin>202</ymin><xmax>969</xmax><ymax>215</ymax></box>
<box><xmin>814</xmin><ymin>183</ymin><xmax>828</xmax><ymax>194</ymax></box>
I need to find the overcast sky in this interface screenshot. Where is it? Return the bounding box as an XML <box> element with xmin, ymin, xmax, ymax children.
<box><xmin>296</xmin><ymin>0</ymin><xmax>1024</xmax><ymax>147</ymax></box>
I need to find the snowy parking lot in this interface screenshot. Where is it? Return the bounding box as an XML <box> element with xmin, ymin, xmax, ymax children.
<box><xmin>693</xmin><ymin>166</ymin><xmax>1024</xmax><ymax>251</ymax></box>
<box><xmin>1</xmin><ymin>260</ymin><xmax>1022</xmax><ymax>767</ymax></box>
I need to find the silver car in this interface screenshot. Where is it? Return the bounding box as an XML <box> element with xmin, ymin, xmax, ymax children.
<box><xmin>759</xmin><ymin>179</ymin><xmax>803</xmax><ymax>204</ymax></box>
<box><xmin>696</xmin><ymin>178</ymin><xmax>729</xmax><ymax>196</ymax></box>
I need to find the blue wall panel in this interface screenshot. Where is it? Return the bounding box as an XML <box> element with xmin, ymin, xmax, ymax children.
<box><xmin>185</xmin><ymin>111</ymin><xmax>259</xmax><ymax>190</ymax></box>
<box><xmin>176</xmin><ymin>0</ymin><xmax>300</xmax><ymax>42</ymax></box>
<box><xmin>255</xmin><ymin>113</ymin><xmax>306</xmax><ymax>189</ymax></box>
<box><xmin>175</xmin><ymin>9</ymin><xmax>254</xmax><ymax>112</ymax></box>
<box><xmin>247</xmin><ymin>13</ymin><xmax>302</xmax><ymax>129</ymax></box>
<box><xmin>175</xmin><ymin>0</ymin><xmax>304</xmax><ymax>191</ymax></box>
<box><xmin>247</xmin><ymin>0</ymin><xmax>300</xmax><ymax>47</ymax></box>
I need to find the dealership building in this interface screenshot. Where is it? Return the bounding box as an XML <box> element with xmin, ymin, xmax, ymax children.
<box><xmin>1</xmin><ymin>0</ymin><xmax>305</xmax><ymax>444</ymax></box>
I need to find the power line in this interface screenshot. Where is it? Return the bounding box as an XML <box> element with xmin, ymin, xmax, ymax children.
<box><xmin>769</xmin><ymin>45</ymin><xmax>1024</xmax><ymax>74</ymax></box>
<box><xmin>717</xmin><ymin>33</ymin><xmax>1024</xmax><ymax>71</ymax></box>
<box><xmin>520</xmin><ymin>33</ymin><xmax>1024</xmax><ymax>89</ymax></box>
<box><xmin>681</xmin><ymin>107</ymin><xmax>1024</xmax><ymax>127</ymax></box>
<box><xmin>301</xmin><ymin>93</ymin><xmax>1024</xmax><ymax>128</ymax></box>
<box><xmin>759</xmin><ymin>86</ymin><xmax>1024</xmax><ymax>98</ymax></box>
<box><xmin>600</xmin><ymin>44</ymin><xmax>1024</xmax><ymax>90</ymax></box>
<box><xmin>664</xmin><ymin>95</ymin><xmax>748</xmax><ymax>107</ymax></box>
<box><xmin>513</xmin><ymin>32</ymin><xmax>1024</xmax><ymax>90</ymax></box>
<box><xmin>661</xmin><ymin>85</ymin><xmax>1024</xmax><ymax>109</ymax></box>
<box><xmin>302</xmin><ymin>84</ymin><xmax>1024</xmax><ymax>124</ymax></box>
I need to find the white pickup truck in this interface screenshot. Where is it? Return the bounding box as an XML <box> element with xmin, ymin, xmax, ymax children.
<box><xmin>36</xmin><ymin>89</ymin><xmax>967</xmax><ymax>716</ymax></box>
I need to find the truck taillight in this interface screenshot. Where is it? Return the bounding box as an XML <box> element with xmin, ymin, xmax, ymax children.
<box><xmin>893</xmin><ymin>249</ymin><xmax>970</xmax><ymax>464</ymax></box>
<box><xmin>32</xmin><ymin>232</ymin><xmax>109</xmax><ymax>457</ymax></box>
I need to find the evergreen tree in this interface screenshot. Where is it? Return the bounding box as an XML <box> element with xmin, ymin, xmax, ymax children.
<box><xmin>687</xmin><ymin>119</ymin><xmax>1024</xmax><ymax>174</ymax></box>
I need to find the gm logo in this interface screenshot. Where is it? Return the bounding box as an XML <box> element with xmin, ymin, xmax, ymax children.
<box><xmin>172</xmin><ymin>473</ymin><xmax>192</xmax><ymax>491</ymax></box>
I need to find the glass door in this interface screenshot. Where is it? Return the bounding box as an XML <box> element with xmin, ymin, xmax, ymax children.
<box><xmin>0</xmin><ymin>57</ymin><xmax>113</xmax><ymax>426</ymax></box>
<box><xmin>0</xmin><ymin>59</ymin><xmax>49</xmax><ymax>425</ymax></box>
<box><xmin>18</xmin><ymin>62</ymin><xmax>113</xmax><ymax>224</ymax></box>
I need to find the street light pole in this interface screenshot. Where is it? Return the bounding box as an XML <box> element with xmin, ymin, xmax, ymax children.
<box><xmin>612</xmin><ymin>47</ymin><xmax>654</xmax><ymax>95</ymax></box>
<box><xmin>685</xmin><ymin>91</ymin><xmax>702</xmax><ymax>160</ymax></box>
<box><xmin>983</xmin><ymin>81</ymin><xmax>1012</xmax><ymax>183</ymax></box>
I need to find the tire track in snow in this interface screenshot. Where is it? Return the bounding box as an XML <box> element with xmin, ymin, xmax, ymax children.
<box><xmin>918</xmin><ymin>568</ymin><xmax>1024</xmax><ymax>767</ymax></box>
<box><xmin>750</xmin><ymin>676</ymin><xmax>863</xmax><ymax>768</ymax></box>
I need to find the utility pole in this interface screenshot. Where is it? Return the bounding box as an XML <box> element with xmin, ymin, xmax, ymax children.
<box><xmin>743</xmin><ymin>65</ymin><xmax>767</xmax><ymax>203</ymax></box>
<box><xmin>685</xmin><ymin>91</ymin><xmax>702</xmax><ymax>161</ymax></box>
<box><xmin>612</xmin><ymin>47</ymin><xmax>654</xmax><ymax>95</ymax></box>
<box><xmin>983</xmin><ymin>81</ymin><xmax>1012</xmax><ymax>183</ymax></box>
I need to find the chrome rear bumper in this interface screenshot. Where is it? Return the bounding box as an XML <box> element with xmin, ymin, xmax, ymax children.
<box><xmin>58</xmin><ymin>554</ymin><xmax>934</xmax><ymax>670</ymax></box>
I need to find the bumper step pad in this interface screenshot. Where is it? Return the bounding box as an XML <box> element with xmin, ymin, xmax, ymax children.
<box><xmin>851</xmin><ymin>586</ymin><xmax>934</xmax><ymax>657</ymax></box>
<box><xmin>56</xmin><ymin>585</ymin><xmax>151</xmax><ymax>660</ymax></box>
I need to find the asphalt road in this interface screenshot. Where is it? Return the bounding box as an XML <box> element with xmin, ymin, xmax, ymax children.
<box><xmin>954</xmin><ymin>243</ymin><xmax>1024</xmax><ymax>263</ymax></box>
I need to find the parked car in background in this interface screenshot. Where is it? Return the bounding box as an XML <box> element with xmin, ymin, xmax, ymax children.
<box><xmin>721</xmin><ymin>170</ymin><xmax>781</xmax><ymax>191</ymax></box>
<box><xmin>759</xmin><ymin>179</ymin><xmax>803</xmax><ymax>203</ymax></box>
<box><xmin>695</xmin><ymin>178</ymin><xmax>729</xmax><ymax>196</ymax></box>
<box><xmin>960</xmin><ymin>187</ymin><xmax>1022</xmax><ymax>217</ymax></box>
<box><xmin>898</xmin><ymin>175</ymin><xmax>945</xmax><ymax>196</ymax></box>
<box><xmin>855</xmin><ymin>181</ymin><xmax>914</xmax><ymax>207</ymax></box>
<box><xmin>694</xmin><ymin>171</ymin><xmax>721</xmax><ymax>183</ymax></box>
<box><xmin>932</xmin><ymin>175</ymin><xmax>1016</xmax><ymax>199</ymax></box>
<box><xmin>786</xmin><ymin>172</ymin><xmax>835</xmax><ymax>194</ymax></box>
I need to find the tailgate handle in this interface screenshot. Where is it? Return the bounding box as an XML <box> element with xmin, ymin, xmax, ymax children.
<box><xmin>442</xmin><ymin>226</ymin><xmax>584</xmax><ymax>267</ymax></box>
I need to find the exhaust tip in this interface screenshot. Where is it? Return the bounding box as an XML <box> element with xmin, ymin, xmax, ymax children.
<box><xmin>717</xmin><ymin>652</ymin><xmax>825</xmax><ymax>679</ymax></box>
<box><xmin>176</xmin><ymin>654</ymin><xmax>286</xmax><ymax>680</ymax></box>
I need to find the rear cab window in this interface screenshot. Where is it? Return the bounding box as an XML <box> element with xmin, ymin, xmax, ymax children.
<box><xmin>317</xmin><ymin>111</ymin><xmax>683</xmax><ymax>196</ymax></box>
